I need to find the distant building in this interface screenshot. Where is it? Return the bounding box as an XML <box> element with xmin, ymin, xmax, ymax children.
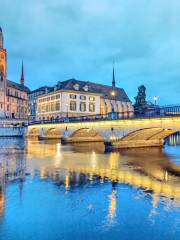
<box><xmin>0</xmin><ymin>27</ymin><xmax>30</xmax><ymax>119</ymax></box>
<box><xmin>28</xmin><ymin>86</ymin><xmax>53</xmax><ymax>120</ymax></box>
<box><xmin>36</xmin><ymin>67</ymin><xmax>134</xmax><ymax>120</ymax></box>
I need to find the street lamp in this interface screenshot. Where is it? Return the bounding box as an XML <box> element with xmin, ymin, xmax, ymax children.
<box><xmin>111</xmin><ymin>90</ymin><xmax>116</xmax><ymax>113</ymax></box>
<box><xmin>153</xmin><ymin>96</ymin><xmax>158</xmax><ymax>106</ymax></box>
<box><xmin>66</xmin><ymin>104</ymin><xmax>69</xmax><ymax>118</ymax></box>
<box><xmin>111</xmin><ymin>91</ymin><xmax>116</xmax><ymax>97</ymax></box>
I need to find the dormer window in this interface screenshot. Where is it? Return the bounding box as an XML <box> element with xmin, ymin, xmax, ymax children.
<box><xmin>83</xmin><ymin>85</ymin><xmax>88</xmax><ymax>91</ymax></box>
<box><xmin>73</xmin><ymin>84</ymin><xmax>79</xmax><ymax>90</ymax></box>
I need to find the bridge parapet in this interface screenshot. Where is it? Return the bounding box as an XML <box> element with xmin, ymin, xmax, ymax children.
<box><xmin>27</xmin><ymin>116</ymin><xmax>180</xmax><ymax>146</ymax></box>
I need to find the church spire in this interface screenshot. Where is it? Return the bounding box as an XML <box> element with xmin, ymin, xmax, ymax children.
<box><xmin>20</xmin><ymin>62</ymin><xmax>24</xmax><ymax>85</ymax></box>
<box><xmin>0</xmin><ymin>27</ymin><xmax>4</xmax><ymax>49</ymax></box>
<box><xmin>112</xmin><ymin>63</ymin><xmax>116</xmax><ymax>88</ymax></box>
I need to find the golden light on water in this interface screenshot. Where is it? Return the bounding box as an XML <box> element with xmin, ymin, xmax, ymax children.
<box><xmin>65</xmin><ymin>175</ymin><xmax>69</xmax><ymax>191</ymax></box>
<box><xmin>108</xmin><ymin>189</ymin><xmax>117</xmax><ymax>220</ymax></box>
<box><xmin>0</xmin><ymin>190</ymin><xmax>4</xmax><ymax>217</ymax></box>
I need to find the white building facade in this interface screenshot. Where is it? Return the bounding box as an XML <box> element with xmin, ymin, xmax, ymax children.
<box><xmin>36</xmin><ymin>77</ymin><xmax>134</xmax><ymax>121</ymax></box>
<box><xmin>37</xmin><ymin>89</ymin><xmax>101</xmax><ymax>120</ymax></box>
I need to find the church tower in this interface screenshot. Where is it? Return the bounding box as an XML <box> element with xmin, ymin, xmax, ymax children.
<box><xmin>112</xmin><ymin>64</ymin><xmax>116</xmax><ymax>89</ymax></box>
<box><xmin>0</xmin><ymin>27</ymin><xmax>7</xmax><ymax>79</ymax></box>
<box><xmin>20</xmin><ymin>62</ymin><xmax>24</xmax><ymax>85</ymax></box>
<box><xmin>0</xmin><ymin>27</ymin><xmax>7</xmax><ymax>117</ymax></box>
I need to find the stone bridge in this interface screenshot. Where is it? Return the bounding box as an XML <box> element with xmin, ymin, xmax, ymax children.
<box><xmin>27</xmin><ymin>116</ymin><xmax>180</xmax><ymax>147</ymax></box>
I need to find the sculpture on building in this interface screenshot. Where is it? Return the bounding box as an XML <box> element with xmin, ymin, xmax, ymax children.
<box><xmin>134</xmin><ymin>85</ymin><xmax>147</xmax><ymax>109</ymax></box>
<box><xmin>134</xmin><ymin>85</ymin><xmax>159</xmax><ymax>116</ymax></box>
<box><xmin>134</xmin><ymin>85</ymin><xmax>148</xmax><ymax>115</ymax></box>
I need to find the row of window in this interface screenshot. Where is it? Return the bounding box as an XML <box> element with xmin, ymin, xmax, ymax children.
<box><xmin>70</xmin><ymin>94</ymin><xmax>95</xmax><ymax>101</ymax></box>
<box><xmin>73</xmin><ymin>84</ymin><xmax>89</xmax><ymax>92</ymax></box>
<box><xmin>6</xmin><ymin>89</ymin><xmax>27</xmax><ymax>99</ymax></box>
<box><xmin>28</xmin><ymin>90</ymin><xmax>47</xmax><ymax>100</ymax></box>
<box><xmin>38</xmin><ymin>94</ymin><xmax>60</xmax><ymax>103</ymax></box>
<box><xmin>70</xmin><ymin>102</ymin><xmax>95</xmax><ymax>112</ymax></box>
<box><xmin>38</xmin><ymin>102</ymin><xmax>60</xmax><ymax>113</ymax></box>
<box><xmin>6</xmin><ymin>104</ymin><xmax>27</xmax><ymax>113</ymax></box>
<box><xmin>6</xmin><ymin>97</ymin><xmax>27</xmax><ymax>105</ymax></box>
<box><xmin>38</xmin><ymin>101</ymin><xmax>95</xmax><ymax>113</ymax></box>
<box><xmin>38</xmin><ymin>94</ymin><xmax>96</xmax><ymax>103</ymax></box>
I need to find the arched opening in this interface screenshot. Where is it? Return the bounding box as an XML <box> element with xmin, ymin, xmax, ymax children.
<box><xmin>121</xmin><ymin>128</ymin><xmax>178</xmax><ymax>141</ymax></box>
<box><xmin>165</xmin><ymin>132</ymin><xmax>180</xmax><ymax>146</ymax></box>
<box><xmin>27</xmin><ymin>128</ymin><xmax>39</xmax><ymax>138</ymax></box>
<box><xmin>68</xmin><ymin>128</ymin><xmax>104</xmax><ymax>143</ymax></box>
<box><xmin>40</xmin><ymin>128</ymin><xmax>62</xmax><ymax>140</ymax></box>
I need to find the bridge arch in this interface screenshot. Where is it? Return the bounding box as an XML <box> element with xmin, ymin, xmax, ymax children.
<box><xmin>27</xmin><ymin>128</ymin><xmax>39</xmax><ymax>138</ymax></box>
<box><xmin>41</xmin><ymin>128</ymin><xmax>62</xmax><ymax>140</ymax></box>
<box><xmin>67</xmin><ymin>128</ymin><xmax>104</xmax><ymax>143</ymax></box>
<box><xmin>121</xmin><ymin>127</ymin><xmax>178</xmax><ymax>141</ymax></box>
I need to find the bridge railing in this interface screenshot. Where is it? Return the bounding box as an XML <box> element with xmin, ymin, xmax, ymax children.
<box><xmin>28</xmin><ymin>109</ymin><xmax>180</xmax><ymax>126</ymax></box>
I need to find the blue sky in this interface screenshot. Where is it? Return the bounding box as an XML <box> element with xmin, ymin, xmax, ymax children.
<box><xmin>0</xmin><ymin>0</ymin><xmax>180</xmax><ymax>104</ymax></box>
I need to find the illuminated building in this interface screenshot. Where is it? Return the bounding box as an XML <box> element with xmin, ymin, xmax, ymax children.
<box><xmin>36</xmin><ymin>67</ymin><xmax>134</xmax><ymax>120</ymax></box>
<box><xmin>28</xmin><ymin>86</ymin><xmax>53</xmax><ymax>120</ymax></box>
<box><xmin>0</xmin><ymin>27</ymin><xmax>30</xmax><ymax>119</ymax></box>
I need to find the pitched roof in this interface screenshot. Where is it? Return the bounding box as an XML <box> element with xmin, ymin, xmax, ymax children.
<box><xmin>55</xmin><ymin>78</ymin><xmax>131</xmax><ymax>102</ymax></box>
<box><xmin>7</xmin><ymin>80</ymin><xmax>30</xmax><ymax>93</ymax></box>
<box><xmin>29</xmin><ymin>86</ymin><xmax>53</xmax><ymax>94</ymax></box>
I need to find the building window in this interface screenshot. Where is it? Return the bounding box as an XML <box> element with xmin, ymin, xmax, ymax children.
<box><xmin>51</xmin><ymin>103</ymin><xmax>55</xmax><ymax>112</ymax></box>
<box><xmin>56</xmin><ymin>94</ymin><xmax>60</xmax><ymax>99</ymax></box>
<box><xmin>70</xmin><ymin>94</ymin><xmax>77</xmax><ymax>99</ymax></box>
<box><xmin>73</xmin><ymin>84</ymin><xmax>79</xmax><ymax>90</ymax></box>
<box><xmin>83</xmin><ymin>85</ymin><xmax>88</xmax><ymax>91</ymax></box>
<box><xmin>80</xmin><ymin>95</ymin><xmax>86</xmax><ymax>100</ymax></box>
<box><xmin>89</xmin><ymin>96</ymin><xmax>95</xmax><ymax>101</ymax></box>
<box><xmin>56</xmin><ymin>102</ymin><xmax>60</xmax><ymax>111</ymax></box>
<box><xmin>51</xmin><ymin>96</ymin><xmax>55</xmax><ymax>100</ymax></box>
<box><xmin>80</xmin><ymin>102</ymin><xmax>86</xmax><ymax>112</ymax></box>
<box><xmin>89</xmin><ymin>103</ymin><xmax>95</xmax><ymax>112</ymax></box>
<box><xmin>70</xmin><ymin>101</ymin><xmax>76</xmax><ymax>111</ymax></box>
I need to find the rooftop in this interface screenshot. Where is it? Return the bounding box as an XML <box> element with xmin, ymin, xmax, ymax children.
<box><xmin>54</xmin><ymin>78</ymin><xmax>131</xmax><ymax>102</ymax></box>
<box><xmin>29</xmin><ymin>86</ymin><xmax>53</xmax><ymax>94</ymax></box>
<box><xmin>7</xmin><ymin>80</ymin><xmax>30</xmax><ymax>93</ymax></box>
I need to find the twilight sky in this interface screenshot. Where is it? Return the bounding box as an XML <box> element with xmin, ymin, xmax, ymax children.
<box><xmin>0</xmin><ymin>0</ymin><xmax>180</xmax><ymax>104</ymax></box>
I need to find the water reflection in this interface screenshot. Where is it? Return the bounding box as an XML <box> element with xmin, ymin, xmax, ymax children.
<box><xmin>166</xmin><ymin>132</ymin><xmax>180</xmax><ymax>146</ymax></box>
<box><xmin>25</xmin><ymin>139</ymin><xmax>180</xmax><ymax>198</ymax></box>
<box><xmin>0</xmin><ymin>134</ymin><xmax>180</xmax><ymax>240</ymax></box>
<box><xmin>108</xmin><ymin>182</ymin><xmax>118</xmax><ymax>222</ymax></box>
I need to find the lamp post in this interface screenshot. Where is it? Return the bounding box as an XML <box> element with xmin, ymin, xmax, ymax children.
<box><xmin>66</xmin><ymin>104</ymin><xmax>69</xmax><ymax>118</ymax></box>
<box><xmin>111</xmin><ymin>90</ymin><xmax>116</xmax><ymax>112</ymax></box>
<box><xmin>153</xmin><ymin>96</ymin><xmax>158</xmax><ymax>106</ymax></box>
<box><xmin>110</xmin><ymin>90</ymin><xmax>117</xmax><ymax>119</ymax></box>
<box><xmin>42</xmin><ymin>109</ymin><xmax>45</xmax><ymax>122</ymax></box>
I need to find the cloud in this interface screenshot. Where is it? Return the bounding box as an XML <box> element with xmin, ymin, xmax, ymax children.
<box><xmin>0</xmin><ymin>0</ymin><xmax>180</xmax><ymax>104</ymax></box>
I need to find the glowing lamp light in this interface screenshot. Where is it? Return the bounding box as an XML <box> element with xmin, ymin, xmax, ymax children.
<box><xmin>153</xmin><ymin>96</ymin><xmax>158</xmax><ymax>101</ymax></box>
<box><xmin>153</xmin><ymin>96</ymin><xmax>159</xmax><ymax>105</ymax></box>
<box><xmin>111</xmin><ymin>91</ymin><xmax>116</xmax><ymax>97</ymax></box>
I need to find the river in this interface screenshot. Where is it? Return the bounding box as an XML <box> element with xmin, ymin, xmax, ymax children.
<box><xmin>0</xmin><ymin>134</ymin><xmax>180</xmax><ymax>240</ymax></box>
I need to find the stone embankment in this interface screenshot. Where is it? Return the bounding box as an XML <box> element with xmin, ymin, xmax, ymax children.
<box><xmin>105</xmin><ymin>139</ymin><xmax>164</xmax><ymax>151</ymax></box>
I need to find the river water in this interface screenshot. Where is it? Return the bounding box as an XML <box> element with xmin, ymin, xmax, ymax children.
<box><xmin>0</xmin><ymin>134</ymin><xmax>180</xmax><ymax>240</ymax></box>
